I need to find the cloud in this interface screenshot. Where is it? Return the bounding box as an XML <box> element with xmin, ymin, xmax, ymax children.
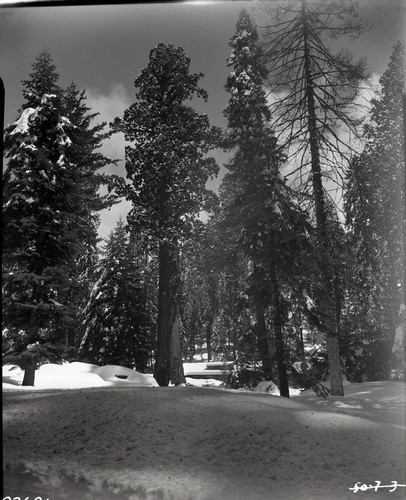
<box><xmin>84</xmin><ymin>84</ymin><xmax>133</xmax><ymax>240</ymax></box>
<box><xmin>98</xmin><ymin>199</ymin><xmax>132</xmax><ymax>242</ymax></box>
<box><xmin>86</xmin><ymin>83</ymin><xmax>132</xmax><ymax>169</ymax></box>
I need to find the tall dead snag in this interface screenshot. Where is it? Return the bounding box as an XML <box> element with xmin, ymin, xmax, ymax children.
<box><xmin>261</xmin><ymin>0</ymin><xmax>368</xmax><ymax>395</ymax></box>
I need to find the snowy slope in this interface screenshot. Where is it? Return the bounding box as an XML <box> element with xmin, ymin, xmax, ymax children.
<box><xmin>3</xmin><ymin>370</ymin><xmax>405</xmax><ymax>500</ymax></box>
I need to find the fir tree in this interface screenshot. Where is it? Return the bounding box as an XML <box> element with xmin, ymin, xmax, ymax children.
<box><xmin>79</xmin><ymin>219</ymin><xmax>153</xmax><ymax>371</ymax></box>
<box><xmin>2</xmin><ymin>52</ymin><xmax>77</xmax><ymax>385</ymax></box>
<box><xmin>2</xmin><ymin>50</ymin><xmax>116</xmax><ymax>384</ymax></box>
<box><xmin>21</xmin><ymin>49</ymin><xmax>61</xmax><ymax>109</ymax></box>
<box><xmin>60</xmin><ymin>82</ymin><xmax>116</xmax><ymax>354</ymax></box>
<box><xmin>112</xmin><ymin>43</ymin><xmax>219</xmax><ymax>386</ymax></box>
<box><xmin>220</xmin><ymin>10</ymin><xmax>314</xmax><ymax>396</ymax></box>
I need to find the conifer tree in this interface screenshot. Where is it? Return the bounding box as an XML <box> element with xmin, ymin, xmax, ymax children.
<box><xmin>112</xmin><ymin>43</ymin><xmax>219</xmax><ymax>386</ymax></box>
<box><xmin>2</xmin><ymin>50</ymin><xmax>116</xmax><ymax>384</ymax></box>
<box><xmin>261</xmin><ymin>0</ymin><xmax>369</xmax><ymax>395</ymax></box>
<box><xmin>79</xmin><ymin>219</ymin><xmax>153</xmax><ymax>371</ymax></box>
<box><xmin>344</xmin><ymin>41</ymin><xmax>406</xmax><ymax>379</ymax></box>
<box><xmin>220</xmin><ymin>10</ymin><xmax>313</xmax><ymax>396</ymax></box>
<box><xmin>60</xmin><ymin>82</ymin><xmax>116</xmax><ymax>353</ymax></box>
<box><xmin>2</xmin><ymin>51</ymin><xmax>77</xmax><ymax>385</ymax></box>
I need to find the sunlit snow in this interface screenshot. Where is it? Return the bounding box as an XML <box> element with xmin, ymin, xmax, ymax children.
<box><xmin>3</xmin><ymin>362</ymin><xmax>405</xmax><ymax>500</ymax></box>
<box><xmin>2</xmin><ymin>361</ymin><xmax>158</xmax><ymax>389</ymax></box>
<box><xmin>10</xmin><ymin>108</ymin><xmax>37</xmax><ymax>135</ymax></box>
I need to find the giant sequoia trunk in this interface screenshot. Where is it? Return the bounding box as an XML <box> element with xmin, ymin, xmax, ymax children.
<box><xmin>302</xmin><ymin>0</ymin><xmax>344</xmax><ymax>396</ymax></box>
<box><xmin>154</xmin><ymin>241</ymin><xmax>186</xmax><ymax>386</ymax></box>
<box><xmin>169</xmin><ymin>314</ymin><xmax>186</xmax><ymax>385</ymax></box>
<box><xmin>269</xmin><ymin>263</ymin><xmax>289</xmax><ymax>397</ymax></box>
<box><xmin>253</xmin><ymin>263</ymin><xmax>273</xmax><ymax>380</ymax></box>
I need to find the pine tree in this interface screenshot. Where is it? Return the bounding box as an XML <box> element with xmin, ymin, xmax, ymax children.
<box><xmin>79</xmin><ymin>219</ymin><xmax>153</xmax><ymax>371</ymax></box>
<box><xmin>2</xmin><ymin>51</ymin><xmax>77</xmax><ymax>385</ymax></box>
<box><xmin>112</xmin><ymin>43</ymin><xmax>219</xmax><ymax>386</ymax></box>
<box><xmin>261</xmin><ymin>0</ymin><xmax>369</xmax><ymax>395</ymax></box>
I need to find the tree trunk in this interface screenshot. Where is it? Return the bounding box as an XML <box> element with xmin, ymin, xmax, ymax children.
<box><xmin>206</xmin><ymin>322</ymin><xmax>212</xmax><ymax>362</ymax></box>
<box><xmin>253</xmin><ymin>264</ymin><xmax>273</xmax><ymax>380</ymax></box>
<box><xmin>270</xmin><ymin>263</ymin><xmax>289</xmax><ymax>397</ymax></box>
<box><xmin>326</xmin><ymin>333</ymin><xmax>344</xmax><ymax>394</ymax></box>
<box><xmin>154</xmin><ymin>241</ymin><xmax>171</xmax><ymax>386</ymax></box>
<box><xmin>154</xmin><ymin>241</ymin><xmax>186</xmax><ymax>386</ymax></box>
<box><xmin>22</xmin><ymin>360</ymin><xmax>36</xmax><ymax>386</ymax></box>
<box><xmin>170</xmin><ymin>314</ymin><xmax>186</xmax><ymax>385</ymax></box>
<box><xmin>302</xmin><ymin>0</ymin><xmax>344</xmax><ymax>396</ymax></box>
<box><xmin>299</xmin><ymin>325</ymin><xmax>307</xmax><ymax>375</ymax></box>
<box><xmin>23</xmin><ymin>304</ymin><xmax>38</xmax><ymax>386</ymax></box>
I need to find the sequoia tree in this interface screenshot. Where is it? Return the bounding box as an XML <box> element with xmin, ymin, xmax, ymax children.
<box><xmin>112</xmin><ymin>43</ymin><xmax>219</xmax><ymax>386</ymax></box>
<box><xmin>344</xmin><ymin>41</ymin><xmax>406</xmax><ymax>379</ymax></box>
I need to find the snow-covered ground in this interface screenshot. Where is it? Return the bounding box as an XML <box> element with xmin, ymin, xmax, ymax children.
<box><xmin>3</xmin><ymin>363</ymin><xmax>406</xmax><ymax>500</ymax></box>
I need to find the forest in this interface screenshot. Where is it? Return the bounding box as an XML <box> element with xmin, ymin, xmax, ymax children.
<box><xmin>2</xmin><ymin>2</ymin><xmax>406</xmax><ymax>399</ymax></box>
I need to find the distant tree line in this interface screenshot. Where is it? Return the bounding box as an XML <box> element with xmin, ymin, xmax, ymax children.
<box><xmin>3</xmin><ymin>1</ymin><xmax>405</xmax><ymax>393</ymax></box>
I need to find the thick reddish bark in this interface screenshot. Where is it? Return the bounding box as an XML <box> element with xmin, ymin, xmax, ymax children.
<box><xmin>169</xmin><ymin>314</ymin><xmax>186</xmax><ymax>385</ymax></box>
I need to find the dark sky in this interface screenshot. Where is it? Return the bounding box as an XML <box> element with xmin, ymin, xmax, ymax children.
<box><xmin>1</xmin><ymin>0</ymin><xmax>405</xmax><ymax>238</ymax></box>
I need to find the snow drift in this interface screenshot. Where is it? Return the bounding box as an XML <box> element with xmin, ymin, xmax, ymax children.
<box><xmin>2</xmin><ymin>361</ymin><xmax>158</xmax><ymax>389</ymax></box>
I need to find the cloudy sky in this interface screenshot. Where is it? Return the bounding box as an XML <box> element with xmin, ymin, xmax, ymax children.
<box><xmin>1</xmin><ymin>0</ymin><xmax>405</xmax><ymax>239</ymax></box>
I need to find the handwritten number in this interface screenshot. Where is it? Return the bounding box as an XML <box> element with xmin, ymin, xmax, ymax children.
<box><xmin>349</xmin><ymin>481</ymin><xmax>406</xmax><ymax>493</ymax></box>
<box><xmin>2</xmin><ymin>497</ymin><xmax>50</xmax><ymax>500</ymax></box>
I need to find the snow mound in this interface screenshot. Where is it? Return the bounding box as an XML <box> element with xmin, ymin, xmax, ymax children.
<box><xmin>35</xmin><ymin>363</ymin><xmax>108</xmax><ymax>389</ymax></box>
<box><xmin>69</xmin><ymin>361</ymin><xmax>100</xmax><ymax>373</ymax></box>
<box><xmin>93</xmin><ymin>364</ymin><xmax>158</xmax><ymax>387</ymax></box>
<box><xmin>2</xmin><ymin>362</ymin><xmax>158</xmax><ymax>390</ymax></box>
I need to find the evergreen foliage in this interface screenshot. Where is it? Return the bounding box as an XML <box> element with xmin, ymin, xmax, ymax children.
<box><xmin>218</xmin><ymin>10</ymin><xmax>314</xmax><ymax>396</ymax></box>
<box><xmin>79</xmin><ymin>219</ymin><xmax>153</xmax><ymax>371</ymax></box>
<box><xmin>112</xmin><ymin>43</ymin><xmax>220</xmax><ymax>385</ymax></box>
<box><xmin>60</xmin><ymin>82</ymin><xmax>116</xmax><ymax>354</ymax></box>
<box><xmin>3</xmin><ymin>54</ymin><xmax>77</xmax><ymax>384</ymax></box>
<box><xmin>344</xmin><ymin>41</ymin><xmax>406</xmax><ymax>380</ymax></box>
<box><xmin>2</xmin><ymin>50</ymin><xmax>115</xmax><ymax>384</ymax></box>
